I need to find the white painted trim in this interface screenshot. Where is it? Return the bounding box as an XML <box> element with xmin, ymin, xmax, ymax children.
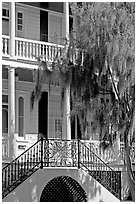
<box><xmin>16</xmin><ymin>9</ymin><xmax>25</xmax><ymax>37</ymax></box>
<box><xmin>2</xmin><ymin>59</ymin><xmax>39</xmax><ymax>69</ymax></box>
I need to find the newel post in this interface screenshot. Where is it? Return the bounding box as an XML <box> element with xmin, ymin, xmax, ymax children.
<box><xmin>40</xmin><ymin>137</ymin><xmax>43</xmax><ymax>169</ymax></box>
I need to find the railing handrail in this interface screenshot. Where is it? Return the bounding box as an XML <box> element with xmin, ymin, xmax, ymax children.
<box><xmin>79</xmin><ymin>140</ymin><xmax>118</xmax><ymax>173</ymax></box>
<box><xmin>2</xmin><ymin>34</ymin><xmax>10</xmax><ymax>39</ymax></box>
<box><xmin>2</xmin><ymin>139</ymin><xmax>41</xmax><ymax>171</ymax></box>
<box><xmin>2</xmin><ymin>35</ymin><xmax>64</xmax><ymax>48</ymax></box>
<box><xmin>2</xmin><ymin>138</ymin><xmax>78</xmax><ymax>171</ymax></box>
<box><xmin>79</xmin><ymin>140</ymin><xmax>121</xmax><ymax>200</ymax></box>
<box><xmin>2</xmin><ymin>138</ymin><xmax>121</xmax><ymax>200</ymax></box>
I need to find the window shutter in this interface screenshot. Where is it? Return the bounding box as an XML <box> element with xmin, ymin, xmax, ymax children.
<box><xmin>48</xmin><ymin>14</ymin><xmax>63</xmax><ymax>44</ymax></box>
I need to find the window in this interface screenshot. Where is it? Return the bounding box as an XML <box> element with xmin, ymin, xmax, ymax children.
<box><xmin>2</xmin><ymin>8</ymin><xmax>9</xmax><ymax>35</ymax></box>
<box><xmin>2</xmin><ymin>95</ymin><xmax>8</xmax><ymax>134</ymax></box>
<box><xmin>17</xmin><ymin>12</ymin><xmax>23</xmax><ymax>31</ymax></box>
<box><xmin>2</xmin><ymin>106</ymin><xmax>8</xmax><ymax>133</ymax></box>
<box><xmin>55</xmin><ymin>118</ymin><xmax>62</xmax><ymax>138</ymax></box>
<box><xmin>2</xmin><ymin>9</ymin><xmax>9</xmax><ymax>19</ymax></box>
<box><xmin>18</xmin><ymin>97</ymin><xmax>24</xmax><ymax>137</ymax></box>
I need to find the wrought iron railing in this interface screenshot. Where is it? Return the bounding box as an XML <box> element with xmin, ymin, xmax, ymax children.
<box><xmin>2</xmin><ymin>138</ymin><xmax>121</xmax><ymax>200</ymax></box>
<box><xmin>42</xmin><ymin>139</ymin><xmax>78</xmax><ymax>167</ymax></box>
<box><xmin>2</xmin><ymin>139</ymin><xmax>42</xmax><ymax>198</ymax></box>
<box><xmin>79</xmin><ymin>140</ymin><xmax>121</xmax><ymax>200</ymax></box>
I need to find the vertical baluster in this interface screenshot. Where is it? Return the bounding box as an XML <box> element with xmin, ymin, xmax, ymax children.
<box><xmin>40</xmin><ymin>44</ymin><xmax>42</xmax><ymax>58</ymax></box>
<box><xmin>8</xmin><ymin>166</ymin><xmax>10</xmax><ymax>187</ymax></box>
<box><xmin>45</xmin><ymin>45</ymin><xmax>47</xmax><ymax>61</ymax></box>
<box><xmin>27</xmin><ymin>151</ymin><xmax>29</xmax><ymax>171</ymax></box>
<box><xmin>24</xmin><ymin>154</ymin><xmax>26</xmax><ymax>174</ymax></box>
<box><xmin>17</xmin><ymin>159</ymin><xmax>20</xmax><ymax>179</ymax></box>
<box><xmin>45</xmin><ymin>44</ymin><xmax>47</xmax><ymax>60</ymax></box>
<box><xmin>33</xmin><ymin>43</ymin><xmax>36</xmax><ymax>59</ymax></box>
<box><xmin>21</xmin><ymin>156</ymin><xmax>23</xmax><ymax>176</ymax></box>
<box><xmin>31</xmin><ymin>43</ymin><xmax>34</xmax><ymax>59</ymax></box>
<box><xmin>50</xmin><ymin>45</ymin><xmax>52</xmax><ymax>61</ymax></box>
<box><xmin>30</xmin><ymin>42</ymin><xmax>32</xmax><ymax>60</ymax></box>
<box><xmin>49</xmin><ymin>45</ymin><xmax>52</xmax><ymax>61</ymax></box>
<box><xmin>15</xmin><ymin>40</ymin><xmax>18</xmax><ymax>57</ymax></box>
<box><xmin>38</xmin><ymin>44</ymin><xmax>41</xmax><ymax>58</ymax></box>
<box><xmin>5</xmin><ymin>39</ymin><xmax>8</xmax><ymax>55</ymax></box>
<box><xmin>42</xmin><ymin>44</ymin><xmax>44</xmax><ymax>60</ymax></box>
<box><xmin>14</xmin><ymin>161</ymin><xmax>16</xmax><ymax>182</ymax></box>
<box><xmin>30</xmin><ymin>149</ymin><xmax>32</xmax><ymax>168</ymax></box>
<box><xmin>26</xmin><ymin>42</ymin><xmax>28</xmax><ymax>58</ymax></box>
<box><xmin>36</xmin><ymin>144</ymin><xmax>38</xmax><ymax>163</ymax></box>
<box><xmin>4</xmin><ymin>168</ymin><xmax>7</xmax><ymax>189</ymax></box>
<box><xmin>2</xmin><ymin>38</ymin><xmax>4</xmax><ymax>54</ymax></box>
<box><xmin>23</xmin><ymin>41</ymin><xmax>25</xmax><ymax>58</ymax></box>
<box><xmin>19</xmin><ymin>41</ymin><xmax>21</xmax><ymax>57</ymax></box>
<box><xmin>33</xmin><ymin>146</ymin><xmax>35</xmax><ymax>166</ymax></box>
<box><xmin>52</xmin><ymin>46</ymin><xmax>54</xmax><ymax>61</ymax></box>
<box><xmin>36</xmin><ymin>43</ymin><xmax>38</xmax><ymax>59</ymax></box>
<box><xmin>11</xmin><ymin>163</ymin><xmax>13</xmax><ymax>184</ymax></box>
<box><xmin>54</xmin><ymin>46</ymin><xmax>57</xmax><ymax>59</ymax></box>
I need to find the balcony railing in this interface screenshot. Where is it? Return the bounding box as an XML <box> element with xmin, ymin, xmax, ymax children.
<box><xmin>2</xmin><ymin>35</ymin><xmax>64</xmax><ymax>62</ymax></box>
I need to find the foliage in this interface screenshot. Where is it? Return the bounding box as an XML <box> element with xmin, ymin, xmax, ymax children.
<box><xmin>69</xmin><ymin>2</ymin><xmax>135</xmax><ymax>201</ymax></box>
<box><xmin>31</xmin><ymin>2</ymin><xmax>135</xmax><ymax>200</ymax></box>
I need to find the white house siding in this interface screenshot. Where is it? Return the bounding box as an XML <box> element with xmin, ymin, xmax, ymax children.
<box><xmin>2</xmin><ymin>3</ymin><xmax>64</xmax><ymax>43</ymax></box>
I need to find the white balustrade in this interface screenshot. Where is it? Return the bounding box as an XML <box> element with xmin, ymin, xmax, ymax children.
<box><xmin>2</xmin><ymin>35</ymin><xmax>10</xmax><ymax>56</ymax></box>
<box><xmin>81</xmin><ymin>140</ymin><xmax>127</xmax><ymax>165</ymax></box>
<box><xmin>2</xmin><ymin>35</ymin><xmax>64</xmax><ymax>62</ymax></box>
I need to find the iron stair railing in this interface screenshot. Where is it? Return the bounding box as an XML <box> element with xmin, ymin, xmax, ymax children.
<box><xmin>2</xmin><ymin>138</ymin><xmax>78</xmax><ymax>198</ymax></box>
<box><xmin>2</xmin><ymin>139</ymin><xmax>42</xmax><ymax>199</ymax></box>
<box><xmin>79</xmin><ymin>140</ymin><xmax>121</xmax><ymax>200</ymax></box>
<box><xmin>2</xmin><ymin>138</ymin><xmax>121</xmax><ymax>200</ymax></box>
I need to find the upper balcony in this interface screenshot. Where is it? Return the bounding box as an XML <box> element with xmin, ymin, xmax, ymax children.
<box><xmin>2</xmin><ymin>35</ymin><xmax>64</xmax><ymax>66</ymax></box>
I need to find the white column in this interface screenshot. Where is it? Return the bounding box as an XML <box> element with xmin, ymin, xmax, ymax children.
<box><xmin>8</xmin><ymin>2</ymin><xmax>16</xmax><ymax>160</ymax></box>
<box><xmin>10</xmin><ymin>2</ymin><xmax>15</xmax><ymax>58</ymax></box>
<box><xmin>8</xmin><ymin>66</ymin><xmax>16</xmax><ymax>160</ymax></box>
<box><xmin>63</xmin><ymin>2</ymin><xmax>69</xmax><ymax>40</ymax></box>
<box><xmin>62</xmin><ymin>2</ymin><xmax>71</xmax><ymax>140</ymax></box>
<box><xmin>73</xmin><ymin>13</ymin><xmax>78</xmax><ymax>139</ymax></box>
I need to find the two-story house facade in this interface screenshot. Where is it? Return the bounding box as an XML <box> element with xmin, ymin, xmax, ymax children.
<box><xmin>2</xmin><ymin>2</ymin><xmax>73</xmax><ymax>162</ymax></box>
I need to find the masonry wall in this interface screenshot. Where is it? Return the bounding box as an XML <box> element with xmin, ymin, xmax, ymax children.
<box><xmin>3</xmin><ymin>168</ymin><xmax>120</xmax><ymax>202</ymax></box>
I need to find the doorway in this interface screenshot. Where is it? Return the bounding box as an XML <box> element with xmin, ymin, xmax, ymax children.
<box><xmin>38</xmin><ymin>92</ymin><xmax>48</xmax><ymax>139</ymax></box>
<box><xmin>40</xmin><ymin>10</ymin><xmax>48</xmax><ymax>42</ymax></box>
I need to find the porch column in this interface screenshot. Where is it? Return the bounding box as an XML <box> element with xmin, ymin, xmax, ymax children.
<box><xmin>8</xmin><ymin>2</ymin><xmax>16</xmax><ymax>160</ymax></box>
<box><xmin>73</xmin><ymin>13</ymin><xmax>78</xmax><ymax>139</ymax></box>
<box><xmin>62</xmin><ymin>2</ymin><xmax>71</xmax><ymax>140</ymax></box>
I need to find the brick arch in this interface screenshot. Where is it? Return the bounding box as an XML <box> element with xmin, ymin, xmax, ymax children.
<box><xmin>40</xmin><ymin>175</ymin><xmax>87</xmax><ymax>202</ymax></box>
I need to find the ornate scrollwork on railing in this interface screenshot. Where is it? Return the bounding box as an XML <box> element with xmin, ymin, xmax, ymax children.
<box><xmin>43</xmin><ymin>140</ymin><xmax>78</xmax><ymax>167</ymax></box>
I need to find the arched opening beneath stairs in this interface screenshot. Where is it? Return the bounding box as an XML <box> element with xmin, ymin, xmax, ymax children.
<box><xmin>40</xmin><ymin>175</ymin><xmax>87</xmax><ymax>202</ymax></box>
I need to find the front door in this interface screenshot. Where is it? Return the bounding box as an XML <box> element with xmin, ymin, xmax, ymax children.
<box><xmin>38</xmin><ymin>92</ymin><xmax>48</xmax><ymax>138</ymax></box>
<box><xmin>40</xmin><ymin>10</ymin><xmax>48</xmax><ymax>42</ymax></box>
